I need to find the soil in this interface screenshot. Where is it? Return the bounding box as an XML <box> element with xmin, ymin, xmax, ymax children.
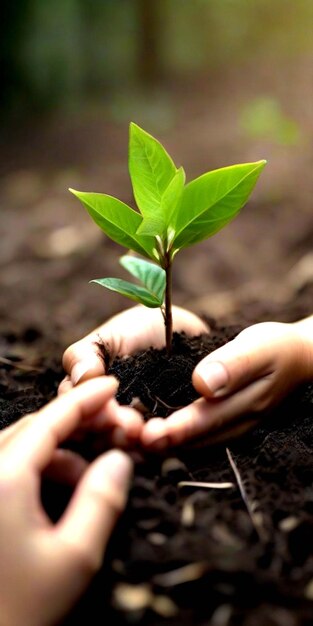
<box><xmin>105</xmin><ymin>325</ymin><xmax>242</xmax><ymax>420</ymax></box>
<box><xmin>1</xmin><ymin>304</ymin><xmax>313</xmax><ymax>626</ymax></box>
<box><xmin>1</xmin><ymin>59</ymin><xmax>313</xmax><ymax>348</ymax></box>
<box><xmin>0</xmin><ymin>56</ymin><xmax>312</xmax><ymax>625</ymax></box>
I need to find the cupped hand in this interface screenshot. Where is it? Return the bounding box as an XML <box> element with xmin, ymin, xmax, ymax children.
<box><xmin>60</xmin><ymin>307</ymin><xmax>313</xmax><ymax>450</ymax></box>
<box><xmin>0</xmin><ymin>377</ymin><xmax>133</xmax><ymax>626</ymax></box>
<box><xmin>59</xmin><ymin>304</ymin><xmax>209</xmax><ymax>391</ymax></box>
<box><xmin>59</xmin><ymin>305</ymin><xmax>208</xmax><ymax>447</ymax></box>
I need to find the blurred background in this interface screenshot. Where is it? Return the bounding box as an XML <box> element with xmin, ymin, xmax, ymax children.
<box><xmin>0</xmin><ymin>0</ymin><xmax>312</xmax><ymax>349</ymax></box>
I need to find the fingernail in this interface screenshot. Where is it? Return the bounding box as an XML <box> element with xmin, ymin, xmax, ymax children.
<box><xmin>71</xmin><ymin>359</ymin><xmax>98</xmax><ymax>385</ymax></box>
<box><xmin>197</xmin><ymin>361</ymin><xmax>228</xmax><ymax>394</ymax></box>
<box><xmin>105</xmin><ymin>450</ymin><xmax>132</xmax><ymax>486</ymax></box>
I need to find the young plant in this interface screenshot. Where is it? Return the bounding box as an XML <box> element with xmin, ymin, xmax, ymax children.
<box><xmin>70</xmin><ymin>123</ymin><xmax>266</xmax><ymax>354</ymax></box>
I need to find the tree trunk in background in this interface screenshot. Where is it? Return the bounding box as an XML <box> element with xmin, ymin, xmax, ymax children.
<box><xmin>0</xmin><ymin>0</ymin><xmax>31</xmax><ymax>111</ymax></box>
<box><xmin>136</xmin><ymin>0</ymin><xmax>162</xmax><ymax>86</ymax></box>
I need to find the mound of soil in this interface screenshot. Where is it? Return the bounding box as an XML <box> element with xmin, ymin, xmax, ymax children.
<box><xmin>105</xmin><ymin>325</ymin><xmax>242</xmax><ymax>419</ymax></box>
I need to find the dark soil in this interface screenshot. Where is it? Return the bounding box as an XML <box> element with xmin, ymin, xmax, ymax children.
<box><xmin>1</xmin><ymin>60</ymin><xmax>313</xmax><ymax>346</ymax></box>
<box><xmin>1</xmin><ymin>48</ymin><xmax>312</xmax><ymax>626</ymax></box>
<box><xmin>0</xmin><ymin>327</ymin><xmax>63</xmax><ymax>429</ymax></box>
<box><xmin>1</xmin><ymin>320</ymin><xmax>313</xmax><ymax>626</ymax></box>
<box><xmin>105</xmin><ymin>324</ymin><xmax>242</xmax><ymax>419</ymax></box>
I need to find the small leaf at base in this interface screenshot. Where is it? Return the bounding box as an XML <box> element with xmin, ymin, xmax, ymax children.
<box><xmin>119</xmin><ymin>255</ymin><xmax>165</xmax><ymax>303</ymax></box>
<box><xmin>91</xmin><ymin>278</ymin><xmax>163</xmax><ymax>308</ymax></box>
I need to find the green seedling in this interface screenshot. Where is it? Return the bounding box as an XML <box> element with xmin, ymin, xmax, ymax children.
<box><xmin>70</xmin><ymin>123</ymin><xmax>266</xmax><ymax>354</ymax></box>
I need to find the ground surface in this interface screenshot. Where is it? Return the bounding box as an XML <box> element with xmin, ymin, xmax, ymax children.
<box><xmin>0</xmin><ymin>57</ymin><xmax>312</xmax><ymax>625</ymax></box>
<box><xmin>0</xmin><ymin>58</ymin><xmax>312</xmax><ymax>351</ymax></box>
<box><xmin>1</xmin><ymin>312</ymin><xmax>313</xmax><ymax>626</ymax></box>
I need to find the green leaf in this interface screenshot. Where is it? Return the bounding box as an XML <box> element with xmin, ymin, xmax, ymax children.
<box><xmin>173</xmin><ymin>161</ymin><xmax>267</xmax><ymax>250</ymax></box>
<box><xmin>129</xmin><ymin>122</ymin><xmax>177</xmax><ymax>225</ymax></box>
<box><xmin>69</xmin><ymin>189</ymin><xmax>154</xmax><ymax>260</ymax></box>
<box><xmin>91</xmin><ymin>278</ymin><xmax>162</xmax><ymax>308</ymax></box>
<box><xmin>136</xmin><ymin>167</ymin><xmax>185</xmax><ymax>238</ymax></box>
<box><xmin>120</xmin><ymin>255</ymin><xmax>165</xmax><ymax>303</ymax></box>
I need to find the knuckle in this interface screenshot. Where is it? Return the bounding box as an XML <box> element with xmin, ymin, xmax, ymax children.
<box><xmin>91</xmin><ymin>483</ymin><xmax>124</xmax><ymax>515</ymax></box>
<box><xmin>62</xmin><ymin>345</ymin><xmax>76</xmax><ymax>371</ymax></box>
<box><xmin>58</xmin><ymin>377</ymin><xmax>73</xmax><ymax>395</ymax></box>
<box><xmin>68</xmin><ymin>542</ymin><xmax>102</xmax><ymax>574</ymax></box>
<box><xmin>229</xmin><ymin>352</ymin><xmax>252</xmax><ymax>383</ymax></box>
<box><xmin>22</xmin><ymin>412</ymin><xmax>37</xmax><ymax>425</ymax></box>
<box><xmin>249</xmin><ymin>390</ymin><xmax>272</xmax><ymax>414</ymax></box>
<box><xmin>0</xmin><ymin>464</ymin><xmax>22</xmax><ymax>493</ymax></box>
<box><xmin>250</xmin><ymin>398</ymin><xmax>266</xmax><ymax>414</ymax></box>
<box><xmin>238</xmin><ymin>322</ymin><xmax>278</xmax><ymax>340</ymax></box>
<box><xmin>237</xmin><ymin>322</ymin><xmax>290</xmax><ymax>348</ymax></box>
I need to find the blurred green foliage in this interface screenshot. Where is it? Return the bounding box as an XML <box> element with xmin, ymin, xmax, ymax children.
<box><xmin>1</xmin><ymin>0</ymin><xmax>312</xmax><ymax>117</ymax></box>
<box><xmin>240</xmin><ymin>97</ymin><xmax>302</xmax><ymax>146</ymax></box>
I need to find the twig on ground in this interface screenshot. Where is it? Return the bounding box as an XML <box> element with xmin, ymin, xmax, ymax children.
<box><xmin>226</xmin><ymin>447</ymin><xmax>268</xmax><ymax>542</ymax></box>
<box><xmin>0</xmin><ymin>356</ymin><xmax>42</xmax><ymax>372</ymax></box>
<box><xmin>178</xmin><ymin>480</ymin><xmax>235</xmax><ymax>489</ymax></box>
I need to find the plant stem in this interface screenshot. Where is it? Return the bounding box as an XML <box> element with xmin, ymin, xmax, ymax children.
<box><xmin>164</xmin><ymin>251</ymin><xmax>173</xmax><ymax>355</ymax></box>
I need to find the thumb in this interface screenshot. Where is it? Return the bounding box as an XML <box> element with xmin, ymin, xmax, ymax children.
<box><xmin>57</xmin><ymin>450</ymin><xmax>133</xmax><ymax>571</ymax></box>
<box><xmin>63</xmin><ymin>340</ymin><xmax>105</xmax><ymax>386</ymax></box>
<box><xmin>192</xmin><ymin>325</ymin><xmax>276</xmax><ymax>398</ymax></box>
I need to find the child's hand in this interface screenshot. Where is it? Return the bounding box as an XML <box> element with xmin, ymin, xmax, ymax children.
<box><xmin>0</xmin><ymin>377</ymin><xmax>133</xmax><ymax>626</ymax></box>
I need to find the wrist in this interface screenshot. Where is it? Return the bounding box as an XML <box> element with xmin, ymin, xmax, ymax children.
<box><xmin>292</xmin><ymin>315</ymin><xmax>313</xmax><ymax>380</ymax></box>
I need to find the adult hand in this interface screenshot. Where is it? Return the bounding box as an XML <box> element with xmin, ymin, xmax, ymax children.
<box><xmin>59</xmin><ymin>305</ymin><xmax>209</xmax><ymax>392</ymax></box>
<box><xmin>0</xmin><ymin>377</ymin><xmax>133</xmax><ymax>626</ymax></box>
<box><xmin>142</xmin><ymin>320</ymin><xmax>313</xmax><ymax>449</ymax></box>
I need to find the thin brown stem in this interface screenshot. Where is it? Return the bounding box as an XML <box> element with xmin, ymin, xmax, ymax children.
<box><xmin>0</xmin><ymin>356</ymin><xmax>41</xmax><ymax>372</ymax></box>
<box><xmin>164</xmin><ymin>251</ymin><xmax>173</xmax><ymax>355</ymax></box>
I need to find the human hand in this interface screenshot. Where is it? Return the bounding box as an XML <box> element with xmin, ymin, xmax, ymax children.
<box><xmin>0</xmin><ymin>377</ymin><xmax>133</xmax><ymax>626</ymax></box>
<box><xmin>59</xmin><ymin>304</ymin><xmax>209</xmax><ymax>392</ymax></box>
<box><xmin>59</xmin><ymin>305</ymin><xmax>207</xmax><ymax>448</ymax></box>
<box><xmin>142</xmin><ymin>320</ymin><xmax>313</xmax><ymax>449</ymax></box>
<box><xmin>60</xmin><ymin>308</ymin><xmax>313</xmax><ymax>450</ymax></box>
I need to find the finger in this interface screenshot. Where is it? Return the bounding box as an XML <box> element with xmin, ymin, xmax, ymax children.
<box><xmin>62</xmin><ymin>310</ymin><xmax>155</xmax><ymax>386</ymax></box>
<box><xmin>87</xmin><ymin>398</ymin><xmax>143</xmax><ymax>440</ymax></box>
<box><xmin>141</xmin><ymin>376</ymin><xmax>274</xmax><ymax>449</ymax></box>
<box><xmin>59</xmin><ymin>399</ymin><xmax>142</xmax><ymax>455</ymax></box>
<box><xmin>58</xmin><ymin>376</ymin><xmax>73</xmax><ymax>395</ymax></box>
<box><xmin>44</xmin><ymin>449</ymin><xmax>88</xmax><ymax>486</ymax></box>
<box><xmin>63</xmin><ymin>337</ymin><xmax>106</xmax><ymax>386</ymax></box>
<box><xmin>62</xmin><ymin>314</ymin><xmax>130</xmax><ymax>385</ymax></box>
<box><xmin>87</xmin><ymin>426</ymin><xmax>135</xmax><ymax>453</ymax></box>
<box><xmin>192</xmin><ymin>323</ymin><xmax>283</xmax><ymax>398</ymax></box>
<box><xmin>114</xmin><ymin>406</ymin><xmax>144</xmax><ymax>442</ymax></box>
<box><xmin>172</xmin><ymin>305</ymin><xmax>209</xmax><ymax>334</ymax></box>
<box><xmin>183</xmin><ymin>417</ymin><xmax>259</xmax><ymax>448</ymax></box>
<box><xmin>3</xmin><ymin>377</ymin><xmax>118</xmax><ymax>471</ymax></box>
<box><xmin>139</xmin><ymin>418</ymin><xmax>170</xmax><ymax>452</ymax></box>
<box><xmin>75</xmin><ymin>398</ymin><xmax>143</xmax><ymax>450</ymax></box>
<box><xmin>57</xmin><ymin>450</ymin><xmax>132</xmax><ymax>568</ymax></box>
<box><xmin>63</xmin><ymin>306</ymin><xmax>209</xmax><ymax>387</ymax></box>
